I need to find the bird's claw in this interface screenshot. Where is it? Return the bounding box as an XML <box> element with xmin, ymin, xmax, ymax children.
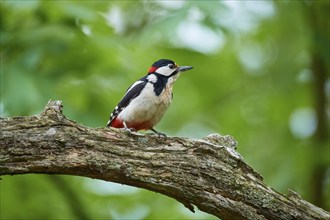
<box><xmin>122</xmin><ymin>127</ymin><xmax>145</xmax><ymax>136</ymax></box>
<box><xmin>124</xmin><ymin>127</ymin><xmax>136</xmax><ymax>134</ymax></box>
<box><xmin>150</xmin><ymin>128</ymin><xmax>167</xmax><ymax>138</ymax></box>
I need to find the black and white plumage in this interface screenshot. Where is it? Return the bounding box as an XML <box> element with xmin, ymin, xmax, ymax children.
<box><xmin>106</xmin><ymin>59</ymin><xmax>193</xmax><ymax>136</ymax></box>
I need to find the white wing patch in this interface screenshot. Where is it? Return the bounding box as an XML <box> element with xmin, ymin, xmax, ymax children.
<box><xmin>126</xmin><ymin>80</ymin><xmax>144</xmax><ymax>94</ymax></box>
<box><xmin>107</xmin><ymin>79</ymin><xmax>148</xmax><ymax>127</ymax></box>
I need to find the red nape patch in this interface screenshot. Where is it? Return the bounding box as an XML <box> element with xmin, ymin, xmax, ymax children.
<box><xmin>148</xmin><ymin>66</ymin><xmax>158</xmax><ymax>74</ymax></box>
<box><xmin>109</xmin><ymin>118</ymin><xmax>124</xmax><ymax>128</ymax></box>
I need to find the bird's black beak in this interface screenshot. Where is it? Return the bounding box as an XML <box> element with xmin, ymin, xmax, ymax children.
<box><xmin>177</xmin><ymin>66</ymin><xmax>193</xmax><ymax>72</ymax></box>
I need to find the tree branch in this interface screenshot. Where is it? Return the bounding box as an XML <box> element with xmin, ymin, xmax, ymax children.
<box><xmin>0</xmin><ymin>100</ymin><xmax>329</xmax><ymax>220</ymax></box>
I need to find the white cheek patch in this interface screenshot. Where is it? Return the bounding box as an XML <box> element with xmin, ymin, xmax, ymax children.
<box><xmin>156</xmin><ymin>66</ymin><xmax>174</xmax><ymax>76</ymax></box>
<box><xmin>147</xmin><ymin>74</ymin><xmax>157</xmax><ymax>83</ymax></box>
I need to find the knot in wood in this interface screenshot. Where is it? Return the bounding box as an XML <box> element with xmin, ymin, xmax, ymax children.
<box><xmin>40</xmin><ymin>100</ymin><xmax>63</xmax><ymax>119</ymax></box>
<box><xmin>203</xmin><ymin>134</ymin><xmax>237</xmax><ymax>150</ymax></box>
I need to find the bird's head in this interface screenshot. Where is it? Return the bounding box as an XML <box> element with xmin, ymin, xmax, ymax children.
<box><xmin>147</xmin><ymin>59</ymin><xmax>193</xmax><ymax>77</ymax></box>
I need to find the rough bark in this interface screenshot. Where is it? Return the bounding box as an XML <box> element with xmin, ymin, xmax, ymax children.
<box><xmin>0</xmin><ymin>100</ymin><xmax>329</xmax><ymax>220</ymax></box>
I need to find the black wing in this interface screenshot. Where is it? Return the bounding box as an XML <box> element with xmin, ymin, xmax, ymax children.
<box><xmin>107</xmin><ymin>79</ymin><xmax>147</xmax><ymax>127</ymax></box>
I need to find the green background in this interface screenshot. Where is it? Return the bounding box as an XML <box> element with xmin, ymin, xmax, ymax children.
<box><xmin>1</xmin><ymin>1</ymin><xmax>329</xmax><ymax>219</ymax></box>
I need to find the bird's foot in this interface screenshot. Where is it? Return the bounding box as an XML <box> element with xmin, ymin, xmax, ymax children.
<box><xmin>123</xmin><ymin>122</ymin><xmax>135</xmax><ymax>134</ymax></box>
<box><xmin>122</xmin><ymin>126</ymin><xmax>144</xmax><ymax>136</ymax></box>
<box><xmin>150</xmin><ymin>128</ymin><xmax>167</xmax><ymax>137</ymax></box>
<box><xmin>124</xmin><ymin>127</ymin><xmax>135</xmax><ymax>133</ymax></box>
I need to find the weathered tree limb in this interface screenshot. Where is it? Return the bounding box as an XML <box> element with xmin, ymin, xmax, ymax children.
<box><xmin>0</xmin><ymin>100</ymin><xmax>329</xmax><ymax>220</ymax></box>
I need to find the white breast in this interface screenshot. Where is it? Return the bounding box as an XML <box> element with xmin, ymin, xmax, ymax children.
<box><xmin>117</xmin><ymin>82</ymin><xmax>173</xmax><ymax>126</ymax></box>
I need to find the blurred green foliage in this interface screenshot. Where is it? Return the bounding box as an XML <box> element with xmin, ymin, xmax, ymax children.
<box><xmin>1</xmin><ymin>0</ymin><xmax>329</xmax><ymax>219</ymax></box>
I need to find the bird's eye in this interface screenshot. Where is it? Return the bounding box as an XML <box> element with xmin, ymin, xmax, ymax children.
<box><xmin>168</xmin><ymin>64</ymin><xmax>175</xmax><ymax>69</ymax></box>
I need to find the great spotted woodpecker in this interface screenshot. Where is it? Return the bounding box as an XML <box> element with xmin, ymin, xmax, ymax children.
<box><xmin>106</xmin><ymin>59</ymin><xmax>193</xmax><ymax>136</ymax></box>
